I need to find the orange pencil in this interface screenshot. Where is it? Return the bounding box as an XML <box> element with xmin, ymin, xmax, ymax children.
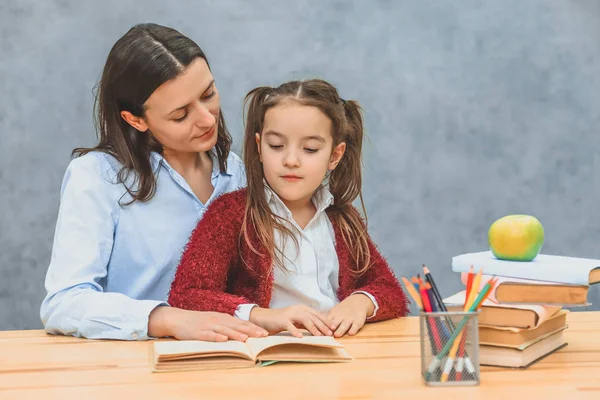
<box><xmin>464</xmin><ymin>268</ymin><xmax>483</xmax><ymax>311</ymax></box>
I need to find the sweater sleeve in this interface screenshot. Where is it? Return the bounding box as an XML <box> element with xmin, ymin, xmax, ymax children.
<box><xmin>168</xmin><ymin>192</ymin><xmax>250</xmax><ymax>315</ymax></box>
<box><xmin>349</xmin><ymin>234</ymin><xmax>410</xmax><ymax>322</ymax></box>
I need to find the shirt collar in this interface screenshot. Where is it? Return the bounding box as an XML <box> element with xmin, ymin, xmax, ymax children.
<box><xmin>264</xmin><ymin>181</ymin><xmax>334</xmax><ymax>216</ymax></box>
<box><xmin>151</xmin><ymin>149</ymin><xmax>231</xmax><ymax>179</ymax></box>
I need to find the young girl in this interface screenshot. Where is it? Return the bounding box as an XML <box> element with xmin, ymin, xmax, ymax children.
<box><xmin>169</xmin><ymin>79</ymin><xmax>409</xmax><ymax>338</ymax></box>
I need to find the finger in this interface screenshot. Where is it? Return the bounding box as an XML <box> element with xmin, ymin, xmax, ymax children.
<box><xmin>334</xmin><ymin>319</ymin><xmax>353</xmax><ymax>338</ymax></box>
<box><xmin>194</xmin><ymin>330</ymin><xmax>229</xmax><ymax>342</ymax></box>
<box><xmin>229</xmin><ymin>319</ymin><xmax>269</xmax><ymax>337</ymax></box>
<box><xmin>309</xmin><ymin>314</ymin><xmax>333</xmax><ymax>336</ymax></box>
<box><xmin>305</xmin><ymin>307</ymin><xmax>337</xmax><ymax>331</ymax></box>
<box><xmin>286</xmin><ymin>322</ymin><xmax>304</xmax><ymax>338</ymax></box>
<box><xmin>299</xmin><ymin>316</ymin><xmax>322</xmax><ymax>336</ymax></box>
<box><xmin>328</xmin><ymin>314</ymin><xmax>342</xmax><ymax>330</ymax></box>
<box><xmin>215</xmin><ymin>325</ymin><xmax>249</xmax><ymax>342</ymax></box>
<box><xmin>348</xmin><ymin>319</ymin><xmax>365</xmax><ymax>336</ymax></box>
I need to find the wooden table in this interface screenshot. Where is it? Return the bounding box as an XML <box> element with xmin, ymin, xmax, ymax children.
<box><xmin>1</xmin><ymin>311</ymin><xmax>599</xmax><ymax>399</ymax></box>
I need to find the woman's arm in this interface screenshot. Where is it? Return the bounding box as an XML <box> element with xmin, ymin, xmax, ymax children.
<box><xmin>41</xmin><ymin>156</ymin><xmax>264</xmax><ymax>341</ymax></box>
<box><xmin>41</xmin><ymin>154</ymin><xmax>166</xmax><ymax>340</ymax></box>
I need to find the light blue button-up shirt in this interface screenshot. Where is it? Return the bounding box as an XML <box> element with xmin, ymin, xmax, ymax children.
<box><xmin>40</xmin><ymin>150</ymin><xmax>246</xmax><ymax>340</ymax></box>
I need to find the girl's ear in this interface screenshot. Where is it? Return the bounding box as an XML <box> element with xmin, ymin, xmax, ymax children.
<box><xmin>328</xmin><ymin>142</ymin><xmax>346</xmax><ymax>171</ymax></box>
<box><xmin>255</xmin><ymin>133</ymin><xmax>263</xmax><ymax>162</ymax></box>
<box><xmin>120</xmin><ymin>111</ymin><xmax>149</xmax><ymax>132</ymax></box>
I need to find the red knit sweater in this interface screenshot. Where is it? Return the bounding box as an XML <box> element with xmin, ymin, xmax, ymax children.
<box><xmin>168</xmin><ymin>189</ymin><xmax>409</xmax><ymax>322</ymax></box>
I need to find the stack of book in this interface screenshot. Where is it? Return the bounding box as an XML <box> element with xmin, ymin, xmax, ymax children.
<box><xmin>444</xmin><ymin>251</ymin><xmax>600</xmax><ymax>368</ymax></box>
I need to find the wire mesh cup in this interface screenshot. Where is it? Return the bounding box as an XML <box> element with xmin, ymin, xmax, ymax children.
<box><xmin>419</xmin><ymin>311</ymin><xmax>480</xmax><ymax>386</ymax></box>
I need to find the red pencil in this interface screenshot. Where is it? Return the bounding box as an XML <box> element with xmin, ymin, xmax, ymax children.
<box><xmin>420</xmin><ymin>280</ymin><xmax>442</xmax><ymax>352</ymax></box>
<box><xmin>456</xmin><ymin>332</ymin><xmax>468</xmax><ymax>380</ymax></box>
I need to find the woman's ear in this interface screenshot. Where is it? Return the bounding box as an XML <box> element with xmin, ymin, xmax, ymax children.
<box><xmin>255</xmin><ymin>133</ymin><xmax>263</xmax><ymax>162</ymax></box>
<box><xmin>328</xmin><ymin>142</ymin><xmax>346</xmax><ymax>171</ymax></box>
<box><xmin>120</xmin><ymin>111</ymin><xmax>149</xmax><ymax>132</ymax></box>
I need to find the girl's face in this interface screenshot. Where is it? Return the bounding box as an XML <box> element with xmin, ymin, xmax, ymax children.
<box><xmin>256</xmin><ymin>102</ymin><xmax>346</xmax><ymax>209</ymax></box>
<box><xmin>122</xmin><ymin>58</ymin><xmax>220</xmax><ymax>157</ymax></box>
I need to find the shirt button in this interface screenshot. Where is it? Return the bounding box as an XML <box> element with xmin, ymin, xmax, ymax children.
<box><xmin>131</xmin><ymin>333</ymin><xmax>139</xmax><ymax>340</ymax></box>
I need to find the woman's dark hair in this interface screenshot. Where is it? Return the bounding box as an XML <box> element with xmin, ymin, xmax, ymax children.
<box><xmin>74</xmin><ymin>23</ymin><xmax>232</xmax><ymax>205</ymax></box>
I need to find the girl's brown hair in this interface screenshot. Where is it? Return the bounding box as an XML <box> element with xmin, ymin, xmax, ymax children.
<box><xmin>242</xmin><ymin>79</ymin><xmax>370</xmax><ymax>275</ymax></box>
<box><xmin>74</xmin><ymin>23</ymin><xmax>232</xmax><ymax>205</ymax></box>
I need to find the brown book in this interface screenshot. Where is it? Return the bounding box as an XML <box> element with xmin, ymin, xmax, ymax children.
<box><xmin>444</xmin><ymin>290</ymin><xmax>562</xmax><ymax>329</ymax></box>
<box><xmin>479</xmin><ymin>310</ymin><xmax>568</xmax><ymax>347</ymax></box>
<box><xmin>460</xmin><ymin>273</ymin><xmax>590</xmax><ymax>306</ymax></box>
<box><xmin>494</xmin><ymin>282</ymin><xmax>588</xmax><ymax>305</ymax></box>
<box><xmin>151</xmin><ymin>334</ymin><xmax>352</xmax><ymax>372</ymax></box>
<box><xmin>480</xmin><ymin>330</ymin><xmax>568</xmax><ymax>368</ymax></box>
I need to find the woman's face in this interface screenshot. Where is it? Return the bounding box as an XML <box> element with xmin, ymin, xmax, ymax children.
<box><xmin>134</xmin><ymin>58</ymin><xmax>220</xmax><ymax>155</ymax></box>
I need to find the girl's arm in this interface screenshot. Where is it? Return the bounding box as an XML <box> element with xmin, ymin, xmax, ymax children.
<box><xmin>168</xmin><ymin>192</ymin><xmax>251</xmax><ymax>315</ymax></box>
<box><xmin>343</xmin><ymin>235</ymin><xmax>410</xmax><ymax>322</ymax></box>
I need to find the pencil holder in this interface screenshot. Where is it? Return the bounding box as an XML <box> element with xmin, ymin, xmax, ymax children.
<box><xmin>419</xmin><ymin>311</ymin><xmax>480</xmax><ymax>386</ymax></box>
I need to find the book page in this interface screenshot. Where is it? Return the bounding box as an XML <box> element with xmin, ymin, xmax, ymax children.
<box><xmin>479</xmin><ymin>310</ymin><xmax>568</xmax><ymax>333</ymax></box>
<box><xmin>257</xmin><ymin>344</ymin><xmax>352</xmax><ymax>363</ymax></box>
<box><xmin>245</xmin><ymin>334</ymin><xmax>342</xmax><ymax>359</ymax></box>
<box><xmin>154</xmin><ymin>340</ymin><xmax>254</xmax><ymax>361</ymax></box>
<box><xmin>452</xmin><ymin>251</ymin><xmax>599</xmax><ymax>285</ymax></box>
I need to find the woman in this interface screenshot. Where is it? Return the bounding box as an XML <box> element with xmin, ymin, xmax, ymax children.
<box><xmin>40</xmin><ymin>23</ymin><xmax>267</xmax><ymax>341</ymax></box>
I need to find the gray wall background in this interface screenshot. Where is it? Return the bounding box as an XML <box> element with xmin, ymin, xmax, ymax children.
<box><xmin>1</xmin><ymin>0</ymin><xmax>599</xmax><ymax>330</ymax></box>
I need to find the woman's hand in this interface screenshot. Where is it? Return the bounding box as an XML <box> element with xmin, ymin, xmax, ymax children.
<box><xmin>148</xmin><ymin>306</ymin><xmax>268</xmax><ymax>342</ymax></box>
<box><xmin>249</xmin><ymin>305</ymin><xmax>336</xmax><ymax>338</ymax></box>
<box><xmin>326</xmin><ymin>294</ymin><xmax>375</xmax><ymax>337</ymax></box>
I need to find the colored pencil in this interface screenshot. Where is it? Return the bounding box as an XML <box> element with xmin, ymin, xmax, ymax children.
<box><xmin>401</xmin><ymin>277</ymin><xmax>422</xmax><ymax>310</ymax></box>
<box><xmin>425</xmin><ymin>280</ymin><xmax>494</xmax><ymax>381</ymax></box>
<box><xmin>422</xmin><ymin>265</ymin><xmax>476</xmax><ymax>377</ymax></box>
<box><xmin>403</xmin><ymin>276</ymin><xmax>438</xmax><ymax>357</ymax></box>
<box><xmin>464</xmin><ymin>268</ymin><xmax>483</xmax><ymax>312</ymax></box>
<box><xmin>440</xmin><ymin>277</ymin><xmax>497</xmax><ymax>382</ymax></box>
<box><xmin>465</xmin><ymin>265</ymin><xmax>474</xmax><ymax>302</ymax></box>
<box><xmin>419</xmin><ymin>280</ymin><xmax>442</xmax><ymax>352</ymax></box>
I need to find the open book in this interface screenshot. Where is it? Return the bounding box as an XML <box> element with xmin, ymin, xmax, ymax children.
<box><xmin>151</xmin><ymin>334</ymin><xmax>352</xmax><ymax>372</ymax></box>
<box><xmin>444</xmin><ymin>290</ymin><xmax>561</xmax><ymax>328</ymax></box>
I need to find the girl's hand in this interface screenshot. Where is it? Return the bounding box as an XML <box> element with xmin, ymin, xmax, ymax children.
<box><xmin>149</xmin><ymin>306</ymin><xmax>268</xmax><ymax>342</ymax></box>
<box><xmin>326</xmin><ymin>294</ymin><xmax>375</xmax><ymax>337</ymax></box>
<box><xmin>249</xmin><ymin>305</ymin><xmax>336</xmax><ymax>338</ymax></box>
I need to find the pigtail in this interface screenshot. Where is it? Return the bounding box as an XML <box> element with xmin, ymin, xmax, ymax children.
<box><xmin>329</xmin><ymin>99</ymin><xmax>371</xmax><ymax>276</ymax></box>
<box><xmin>241</xmin><ymin>87</ymin><xmax>274</xmax><ymax>259</ymax></box>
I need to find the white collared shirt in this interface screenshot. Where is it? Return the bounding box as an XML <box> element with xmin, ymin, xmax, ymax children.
<box><xmin>235</xmin><ymin>185</ymin><xmax>378</xmax><ymax>320</ymax></box>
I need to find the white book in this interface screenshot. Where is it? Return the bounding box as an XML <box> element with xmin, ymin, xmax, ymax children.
<box><xmin>452</xmin><ymin>251</ymin><xmax>600</xmax><ymax>285</ymax></box>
